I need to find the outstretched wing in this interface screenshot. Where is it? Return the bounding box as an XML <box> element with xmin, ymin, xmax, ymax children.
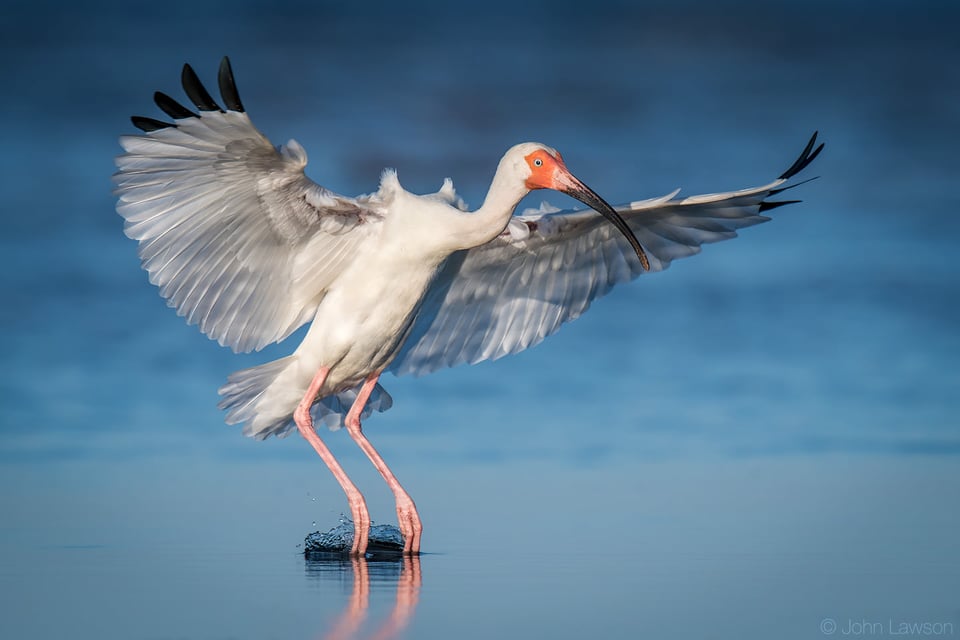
<box><xmin>114</xmin><ymin>58</ymin><xmax>385</xmax><ymax>353</ymax></box>
<box><xmin>391</xmin><ymin>133</ymin><xmax>823</xmax><ymax>376</ymax></box>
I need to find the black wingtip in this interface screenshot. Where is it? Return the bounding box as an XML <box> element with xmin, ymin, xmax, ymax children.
<box><xmin>154</xmin><ymin>91</ymin><xmax>199</xmax><ymax>120</ymax></box>
<box><xmin>181</xmin><ymin>63</ymin><xmax>222</xmax><ymax>112</ymax></box>
<box><xmin>758</xmin><ymin>199</ymin><xmax>802</xmax><ymax>213</ymax></box>
<box><xmin>768</xmin><ymin>175</ymin><xmax>820</xmax><ymax>196</ymax></box>
<box><xmin>218</xmin><ymin>57</ymin><xmax>245</xmax><ymax>112</ymax></box>
<box><xmin>778</xmin><ymin>131</ymin><xmax>824</xmax><ymax>180</ymax></box>
<box><xmin>131</xmin><ymin>115</ymin><xmax>174</xmax><ymax>132</ymax></box>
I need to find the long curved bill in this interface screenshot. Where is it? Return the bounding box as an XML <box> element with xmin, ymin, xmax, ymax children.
<box><xmin>557</xmin><ymin>172</ymin><xmax>650</xmax><ymax>271</ymax></box>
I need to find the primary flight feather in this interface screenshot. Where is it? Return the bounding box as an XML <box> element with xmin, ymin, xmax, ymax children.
<box><xmin>115</xmin><ymin>57</ymin><xmax>822</xmax><ymax>555</ymax></box>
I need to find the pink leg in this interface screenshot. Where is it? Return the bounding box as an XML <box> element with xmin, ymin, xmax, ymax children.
<box><xmin>345</xmin><ymin>374</ymin><xmax>423</xmax><ymax>554</ymax></box>
<box><xmin>294</xmin><ymin>366</ymin><xmax>370</xmax><ymax>555</ymax></box>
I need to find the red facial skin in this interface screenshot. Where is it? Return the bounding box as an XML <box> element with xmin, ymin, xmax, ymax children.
<box><xmin>522</xmin><ymin>148</ymin><xmax>651</xmax><ymax>271</ymax></box>
<box><xmin>524</xmin><ymin>149</ymin><xmax>568</xmax><ymax>190</ymax></box>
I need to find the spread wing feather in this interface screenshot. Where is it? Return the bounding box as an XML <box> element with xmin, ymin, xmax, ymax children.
<box><xmin>391</xmin><ymin>134</ymin><xmax>822</xmax><ymax>376</ymax></box>
<box><xmin>115</xmin><ymin>57</ymin><xmax>385</xmax><ymax>353</ymax></box>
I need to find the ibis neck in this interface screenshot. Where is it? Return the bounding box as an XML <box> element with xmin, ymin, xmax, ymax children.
<box><xmin>457</xmin><ymin>162</ymin><xmax>530</xmax><ymax>249</ymax></box>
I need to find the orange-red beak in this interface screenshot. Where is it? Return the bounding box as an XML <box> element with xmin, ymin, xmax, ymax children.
<box><xmin>525</xmin><ymin>150</ymin><xmax>649</xmax><ymax>270</ymax></box>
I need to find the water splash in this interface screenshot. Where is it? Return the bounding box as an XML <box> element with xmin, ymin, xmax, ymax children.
<box><xmin>304</xmin><ymin>515</ymin><xmax>403</xmax><ymax>555</ymax></box>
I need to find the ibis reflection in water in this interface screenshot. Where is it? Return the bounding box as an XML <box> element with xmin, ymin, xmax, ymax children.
<box><xmin>305</xmin><ymin>553</ymin><xmax>421</xmax><ymax>640</ymax></box>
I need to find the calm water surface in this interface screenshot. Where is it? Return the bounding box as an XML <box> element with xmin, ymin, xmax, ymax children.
<box><xmin>1</xmin><ymin>1</ymin><xmax>958</xmax><ymax>638</ymax></box>
<box><xmin>2</xmin><ymin>458</ymin><xmax>958</xmax><ymax>639</ymax></box>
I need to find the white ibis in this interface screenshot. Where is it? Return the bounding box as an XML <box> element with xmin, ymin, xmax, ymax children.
<box><xmin>115</xmin><ymin>58</ymin><xmax>822</xmax><ymax>555</ymax></box>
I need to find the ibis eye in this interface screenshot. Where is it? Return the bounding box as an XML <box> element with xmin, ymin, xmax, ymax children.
<box><xmin>534</xmin><ymin>158</ymin><xmax>543</xmax><ymax>167</ymax></box>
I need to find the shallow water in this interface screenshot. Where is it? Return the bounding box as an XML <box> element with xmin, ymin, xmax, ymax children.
<box><xmin>2</xmin><ymin>458</ymin><xmax>958</xmax><ymax>639</ymax></box>
<box><xmin>1</xmin><ymin>1</ymin><xmax>959</xmax><ymax>638</ymax></box>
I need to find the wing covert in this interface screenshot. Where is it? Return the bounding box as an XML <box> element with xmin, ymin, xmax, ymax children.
<box><xmin>114</xmin><ymin>58</ymin><xmax>383</xmax><ymax>353</ymax></box>
<box><xmin>391</xmin><ymin>133</ymin><xmax>822</xmax><ymax>376</ymax></box>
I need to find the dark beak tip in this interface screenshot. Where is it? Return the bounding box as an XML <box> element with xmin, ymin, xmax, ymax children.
<box><xmin>565</xmin><ymin>184</ymin><xmax>650</xmax><ymax>272</ymax></box>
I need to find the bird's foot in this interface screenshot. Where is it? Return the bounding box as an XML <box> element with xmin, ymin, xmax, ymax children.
<box><xmin>395</xmin><ymin>496</ymin><xmax>422</xmax><ymax>555</ymax></box>
<box><xmin>348</xmin><ymin>499</ymin><xmax>371</xmax><ymax>555</ymax></box>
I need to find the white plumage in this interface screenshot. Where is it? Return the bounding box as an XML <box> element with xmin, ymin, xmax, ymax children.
<box><xmin>115</xmin><ymin>58</ymin><xmax>821</xmax><ymax>555</ymax></box>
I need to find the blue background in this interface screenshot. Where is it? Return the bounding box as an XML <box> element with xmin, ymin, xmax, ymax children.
<box><xmin>1</xmin><ymin>1</ymin><xmax>958</xmax><ymax>638</ymax></box>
